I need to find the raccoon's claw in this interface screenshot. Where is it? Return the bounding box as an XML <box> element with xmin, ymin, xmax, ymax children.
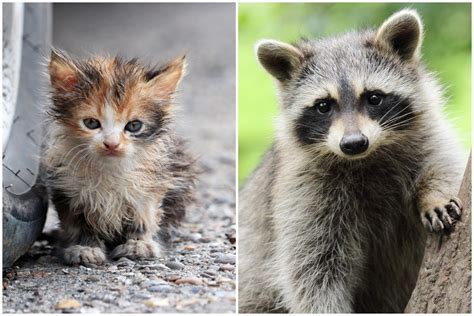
<box><xmin>446</xmin><ymin>197</ymin><xmax>463</xmax><ymax>220</ymax></box>
<box><xmin>421</xmin><ymin>198</ymin><xmax>463</xmax><ymax>234</ymax></box>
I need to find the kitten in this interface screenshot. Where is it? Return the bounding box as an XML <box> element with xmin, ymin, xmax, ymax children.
<box><xmin>43</xmin><ymin>49</ymin><xmax>196</xmax><ymax>266</ymax></box>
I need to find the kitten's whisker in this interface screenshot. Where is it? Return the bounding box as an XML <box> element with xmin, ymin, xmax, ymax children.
<box><xmin>56</xmin><ymin>143</ymin><xmax>89</xmax><ymax>166</ymax></box>
<box><xmin>63</xmin><ymin>148</ymin><xmax>91</xmax><ymax>175</ymax></box>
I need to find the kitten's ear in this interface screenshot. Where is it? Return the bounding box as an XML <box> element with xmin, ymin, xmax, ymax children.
<box><xmin>256</xmin><ymin>39</ymin><xmax>304</xmax><ymax>82</ymax></box>
<box><xmin>146</xmin><ymin>56</ymin><xmax>186</xmax><ymax>98</ymax></box>
<box><xmin>49</xmin><ymin>49</ymin><xmax>79</xmax><ymax>92</ymax></box>
<box><xmin>375</xmin><ymin>9</ymin><xmax>423</xmax><ymax>61</ymax></box>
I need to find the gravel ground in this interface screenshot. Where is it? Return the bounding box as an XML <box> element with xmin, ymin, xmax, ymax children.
<box><xmin>3</xmin><ymin>3</ymin><xmax>236</xmax><ymax>313</ymax></box>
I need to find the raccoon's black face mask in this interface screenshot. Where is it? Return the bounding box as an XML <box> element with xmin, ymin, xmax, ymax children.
<box><xmin>293</xmin><ymin>87</ymin><xmax>416</xmax><ymax>157</ymax></box>
<box><xmin>256</xmin><ymin>9</ymin><xmax>423</xmax><ymax>159</ymax></box>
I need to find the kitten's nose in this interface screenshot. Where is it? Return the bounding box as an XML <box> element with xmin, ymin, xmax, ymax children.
<box><xmin>103</xmin><ymin>141</ymin><xmax>120</xmax><ymax>151</ymax></box>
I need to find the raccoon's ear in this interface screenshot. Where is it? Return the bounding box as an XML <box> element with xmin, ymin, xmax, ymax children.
<box><xmin>376</xmin><ymin>9</ymin><xmax>423</xmax><ymax>61</ymax></box>
<box><xmin>256</xmin><ymin>39</ymin><xmax>304</xmax><ymax>82</ymax></box>
<box><xmin>49</xmin><ymin>49</ymin><xmax>79</xmax><ymax>92</ymax></box>
<box><xmin>146</xmin><ymin>56</ymin><xmax>186</xmax><ymax>99</ymax></box>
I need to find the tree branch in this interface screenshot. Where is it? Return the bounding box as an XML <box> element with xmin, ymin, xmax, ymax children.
<box><xmin>405</xmin><ymin>154</ymin><xmax>471</xmax><ymax>313</ymax></box>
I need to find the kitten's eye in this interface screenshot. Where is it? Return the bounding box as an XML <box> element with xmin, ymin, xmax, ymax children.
<box><xmin>83</xmin><ymin>118</ymin><xmax>101</xmax><ymax>130</ymax></box>
<box><xmin>314</xmin><ymin>100</ymin><xmax>332</xmax><ymax>114</ymax></box>
<box><xmin>367</xmin><ymin>93</ymin><xmax>384</xmax><ymax>106</ymax></box>
<box><xmin>125</xmin><ymin>120</ymin><xmax>143</xmax><ymax>133</ymax></box>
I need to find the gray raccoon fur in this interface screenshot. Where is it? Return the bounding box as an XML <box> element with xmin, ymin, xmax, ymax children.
<box><xmin>238</xmin><ymin>9</ymin><xmax>466</xmax><ymax>313</ymax></box>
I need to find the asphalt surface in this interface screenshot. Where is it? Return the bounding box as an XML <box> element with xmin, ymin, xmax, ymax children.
<box><xmin>3</xmin><ymin>3</ymin><xmax>236</xmax><ymax>313</ymax></box>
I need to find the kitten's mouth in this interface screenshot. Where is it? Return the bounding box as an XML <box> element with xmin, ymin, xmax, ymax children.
<box><xmin>102</xmin><ymin>150</ymin><xmax>124</xmax><ymax>158</ymax></box>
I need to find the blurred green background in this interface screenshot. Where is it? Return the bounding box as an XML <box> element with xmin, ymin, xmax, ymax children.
<box><xmin>238</xmin><ymin>3</ymin><xmax>471</xmax><ymax>183</ymax></box>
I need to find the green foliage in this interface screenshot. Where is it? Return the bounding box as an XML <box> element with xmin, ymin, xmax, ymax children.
<box><xmin>239</xmin><ymin>3</ymin><xmax>471</xmax><ymax>183</ymax></box>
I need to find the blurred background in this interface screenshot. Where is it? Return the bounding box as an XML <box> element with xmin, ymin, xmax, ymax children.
<box><xmin>238</xmin><ymin>3</ymin><xmax>471</xmax><ymax>183</ymax></box>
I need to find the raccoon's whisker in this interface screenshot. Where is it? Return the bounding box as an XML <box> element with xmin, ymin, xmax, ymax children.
<box><xmin>380</xmin><ymin>108</ymin><xmax>412</xmax><ymax>126</ymax></box>
<box><xmin>306</xmin><ymin>138</ymin><xmax>327</xmax><ymax>146</ymax></box>
<box><xmin>305</xmin><ymin>148</ymin><xmax>339</xmax><ymax>166</ymax></box>
<box><xmin>377</xmin><ymin>99</ymin><xmax>406</xmax><ymax>124</ymax></box>
<box><xmin>384</xmin><ymin>120</ymin><xmax>416</xmax><ymax>131</ymax></box>
<box><xmin>295</xmin><ymin>123</ymin><xmax>328</xmax><ymax>135</ymax></box>
<box><xmin>383</xmin><ymin>117</ymin><xmax>416</xmax><ymax>131</ymax></box>
<box><xmin>383</xmin><ymin>117</ymin><xmax>418</xmax><ymax>131</ymax></box>
<box><xmin>379</xmin><ymin>103</ymin><xmax>413</xmax><ymax>128</ymax></box>
<box><xmin>378</xmin><ymin>138</ymin><xmax>425</xmax><ymax>158</ymax></box>
<box><xmin>380</xmin><ymin>111</ymin><xmax>415</xmax><ymax>129</ymax></box>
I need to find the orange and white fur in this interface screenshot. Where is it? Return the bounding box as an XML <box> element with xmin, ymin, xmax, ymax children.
<box><xmin>44</xmin><ymin>50</ymin><xmax>196</xmax><ymax>266</ymax></box>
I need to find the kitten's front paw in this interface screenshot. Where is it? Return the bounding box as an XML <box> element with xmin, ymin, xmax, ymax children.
<box><xmin>63</xmin><ymin>245</ymin><xmax>106</xmax><ymax>266</ymax></box>
<box><xmin>421</xmin><ymin>197</ymin><xmax>463</xmax><ymax>233</ymax></box>
<box><xmin>111</xmin><ymin>239</ymin><xmax>161</xmax><ymax>261</ymax></box>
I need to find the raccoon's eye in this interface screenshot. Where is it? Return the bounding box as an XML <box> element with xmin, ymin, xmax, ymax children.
<box><xmin>367</xmin><ymin>93</ymin><xmax>384</xmax><ymax>106</ymax></box>
<box><xmin>314</xmin><ymin>100</ymin><xmax>332</xmax><ymax>114</ymax></box>
<box><xmin>125</xmin><ymin>120</ymin><xmax>143</xmax><ymax>133</ymax></box>
<box><xmin>83</xmin><ymin>118</ymin><xmax>101</xmax><ymax>130</ymax></box>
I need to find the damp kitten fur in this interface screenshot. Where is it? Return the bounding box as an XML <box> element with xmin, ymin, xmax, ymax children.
<box><xmin>239</xmin><ymin>9</ymin><xmax>466</xmax><ymax>313</ymax></box>
<box><xmin>44</xmin><ymin>50</ymin><xmax>196</xmax><ymax>265</ymax></box>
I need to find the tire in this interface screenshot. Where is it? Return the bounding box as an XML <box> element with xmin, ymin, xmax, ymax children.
<box><xmin>2</xmin><ymin>3</ymin><xmax>52</xmax><ymax>268</ymax></box>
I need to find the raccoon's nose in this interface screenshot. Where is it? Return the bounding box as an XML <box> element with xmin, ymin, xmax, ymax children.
<box><xmin>340</xmin><ymin>133</ymin><xmax>369</xmax><ymax>155</ymax></box>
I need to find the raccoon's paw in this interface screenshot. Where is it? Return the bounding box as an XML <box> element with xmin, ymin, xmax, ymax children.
<box><xmin>421</xmin><ymin>197</ymin><xmax>463</xmax><ymax>234</ymax></box>
<box><xmin>111</xmin><ymin>239</ymin><xmax>161</xmax><ymax>261</ymax></box>
<box><xmin>63</xmin><ymin>245</ymin><xmax>106</xmax><ymax>266</ymax></box>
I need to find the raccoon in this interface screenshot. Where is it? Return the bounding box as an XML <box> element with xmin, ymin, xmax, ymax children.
<box><xmin>238</xmin><ymin>9</ymin><xmax>466</xmax><ymax>313</ymax></box>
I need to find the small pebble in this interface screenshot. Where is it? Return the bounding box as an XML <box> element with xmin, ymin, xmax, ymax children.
<box><xmin>186</xmin><ymin>233</ymin><xmax>202</xmax><ymax>242</ymax></box>
<box><xmin>165</xmin><ymin>261</ymin><xmax>185</xmax><ymax>270</ymax></box>
<box><xmin>189</xmin><ymin>286</ymin><xmax>202</xmax><ymax>294</ymax></box>
<box><xmin>214</xmin><ymin>254</ymin><xmax>235</xmax><ymax>265</ymax></box>
<box><xmin>176</xmin><ymin>298</ymin><xmax>202</xmax><ymax>310</ymax></box>
<box><xmin>117</xmin><ymin>257</ymin><xmax>135</xmax><ymax>267</ymax></box>
<box><xmin>175</xmin><ymin>278</ymin><xmax>203</xmax><ymax>285</ymax></box>
<box><xmin>148</xmin><ymin>285</ymin><xmax>175</xmax><ymax>293</ymax></box>
<box><xmin>84</xmin><ymin>276</ymin><xmax>100</xmax><ymax>282</ymax></box>
<box><xmin>101</xmin><ymin>294</ymin><xmax>116</xmax><ymax>303</ymax></box>
<box><xmin>143</xmin><ymin>298</ymin><xmax>169</xmax><ymax>308</ymax></box>
<box><xmin>55</xmin><ymin>299</ymin><xmax>81</xmax><ymax>310</ymax></box>
<box><xmin>132</xmin><ymin>293</ymin><xmax>151</xmax><ymax>300</ymax></box>
<box><xmin>140</xmin><ymin>264</ymin><xmax>170</xmax><ymax>271</ymax></box>
<box><xmin>199</xmin><ymin>236</ymin><xmax>212</xmax><ymax>243</ymax></box>
<box><xmin>146</xmin><ymin>279</ymin><xmax>167</xmax><ymax>287</ymax></box>
<box><xmin>219</xmin><ymin>264</ymin><xmax>235</xmax><ymax>271</ymax></box>
<box><xmin>167</xmin><ymin>274</ymin><xmax>181</xmax><ymax>282</ymax></box>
